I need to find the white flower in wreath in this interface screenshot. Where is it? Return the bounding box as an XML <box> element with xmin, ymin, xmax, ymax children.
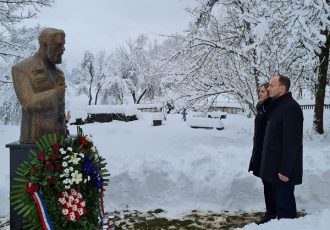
<box><xmin>69</xmin><ymin>166</ymin><xmax>74</xmax><ymax>172</ymax></box>
<box><xmin>67</xmin><ymin>202</ymin><xmax>72</xmax><ymax>207</ymax></box>
<box><xmin>78</xmin><ymin>208</ymin><xmax>84</xmax><ymax>215</ymax></box>
<box><xmin>68</xmin><ymin>195</ymin><xmax>74</xmax><ymax>202</ymax></box>
<box><xmin>64</xmin><ymin>168</ymin><xmax>70</xmax><ymax>174</ymax></box>
<box><xmin>71</xmin><ymin>189</ymin><xmax>77</xmax><ymax>196</ymax></box>
<box><xmin>63</xmin><ymin>192</ymin><xmax>68</xmax><ymax>197</ymax></box>
<box><xmin>70</xmin><ymin>212</ymin><xmax>76</xmax><ymax>221</ymax></box>
<box><xmin>81</xmin><ymin>201</ymin><xmax>86</xmax><ymax>207</ymax></box>
<box><xmin>77</xmin><ymin>193</ymin><xmax>82</xmax><ymax>199</ymax></box>
<box><xmin>69</xmin><ymin>155</ymin><xmax>80</xmax><ymax>165</ymax></box>
<box><xmin>71</xmin><ymin>170</ymin><xmax>83</xmax><ymax>184</ymax></box>
<box><xmin>62</xmin><ymin>209</ymin><xmax>69</xmax><ymax>215</ymax></box>
<box><xmin>67</xmin><ymin>147</ymin><xmax>73</xmax><ymax>152</ymax></box>
<box><xmin>63</xmin><ymin>178</ymin><xmax>71</xmax><ymax>184</ymax></box>
<box><xmin>79</xmin><ymin>153</ymin><xmax>84</xmax><ymax>158</ymax></box>
<box><xmin>62</xmin><ymin>162</ymin><xmax>68</xmax><ymax>167</ymax></box>
<box><xmin>72</xmin><ymin>205</ymin><xmax>77</xmax><ymax>212</ymax></box>
<box><xmin>58</xmin><ymin>198</ymin><xmax>66</xmax><ymax>204</ymax></box>
<box><xmin>60</xmin><ymin>173</ymin><xmax>67</xmax><ymax>178</ymax></box>
<box><xmin>65</xmin><ymin>185</ymin><xmax>71</xmax><ymax>190</ymax></box>
<box><xmin>60</xmin><ymin>148</ymin><xmax>66</xmax><ymax>155</ymax></box>
<box><xmin>74</xmin><ymin>198</ymin><xmax>80</xmax><ymax>204</ymax></box>
<box><xmin>66</xmin><ymin>178</ymin><xmax>73</xmax><ymax>185</ymax></box>
<box><xmin>91</xmin><ymin>146</ymin><xmax>96</xmax><ymax>152</ymax></box>
<box><xmin>83</xmin><ymin>176</ymin><xmax>90</xmax><ymax>183</ymax></box>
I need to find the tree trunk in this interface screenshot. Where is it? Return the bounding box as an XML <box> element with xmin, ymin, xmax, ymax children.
<box><xmin>88</xmin><ymin>67</ymin><xmax>94</xmax><ymax>105</ymax></box>
<box><xmin>313</xmin><ymin>32</ymin><xmax>330</xmax><ymax>134</ymax></box>
<box><xmin>94</xmin><ymin>84</ymin><xmax>101</xmax><ymax>105</ymax></box>
<box><xmin>131</xmin><ymin>90</ymin><xmax>137</xmax><ymax>103</ymax></box>
<box><xmin>88</xmin><ymin>84</ymin><xmax>93</xmax><ymax>105</ymax></box>
<box><xmin>136</xmin><ymin>89</ymin><xmax>147</xmax><ymax>104</ymax></box>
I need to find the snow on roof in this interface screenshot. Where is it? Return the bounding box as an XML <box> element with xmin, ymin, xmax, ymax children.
<box><xmin>86</xmin><ymin>105</ymin><xmax>141</xmax><ymax>116</ymax></box>
<box><xmin>211</xmin><ymin>101</ymin><xmax>243</xmax><ymax>108</ymax></box>
<box><xmin>297</xmin><ymin>98</ymin><xmax>330</xmax><ymax>105</ymax></box>
<box><xmin>135</xmin><ymin>103</ymin><xmax>162</xmax><ymax>109</ymax></box>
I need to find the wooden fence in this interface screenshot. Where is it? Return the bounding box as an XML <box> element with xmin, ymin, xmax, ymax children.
<box><xmin>209</xmin><ymin>106</ymin><xmax>245</xmax><ymax>114</ymax></box>
<box><xmin>136</xmin><ymin>104</ymin><xmax>330</xmax><ymax>114</ymax></box>
<box><xmin>300</xmin><ymin>104</ymin><xmax>330</xmax><ymax>110</ymax></box>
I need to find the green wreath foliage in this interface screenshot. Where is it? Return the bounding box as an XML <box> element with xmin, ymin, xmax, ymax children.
<box><xmin>11</xmin><ymin>127</ymin><xmax>110</xmax><ymax>230</ymax></box>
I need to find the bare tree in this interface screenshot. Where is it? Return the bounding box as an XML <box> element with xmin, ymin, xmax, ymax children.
<box><xmin>0</xmin><ymin>0</ymin><xmax>53</xmax><ymax>124</ymax></box>
<box><xmin>111</xmin><ymin>35</ymin><xmax>163</xmax><ymax>104</ymax></box>
<box><xmin>80</xmin><ymin>51</ymin><xmax>95</xmax><ymax>105</ymax></box>
<box><xmin>0</xmin><ymin>0</ymin><xmax>53</xmax><ymax>59</ymax></box>
<box><xmin>165</xmin><ymin>0</ymin><xmax>325</xmax><ymax>121</ymax></box>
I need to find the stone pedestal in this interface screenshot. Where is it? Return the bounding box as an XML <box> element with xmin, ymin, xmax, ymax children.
<box><xmin>6</xmin><ymin>141</ymin><xmax>37</xmax><ymax>230</ymax></box>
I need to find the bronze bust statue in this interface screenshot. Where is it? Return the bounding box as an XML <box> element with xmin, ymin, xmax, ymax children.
<box><xmin>12</xmin><ymin>28</ymin><xmax>66</xmax><ymax>143</ymax></box>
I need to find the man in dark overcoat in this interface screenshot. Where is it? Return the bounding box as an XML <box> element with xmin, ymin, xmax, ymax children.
<box><xmin>259</xmin><ymin>75</ymin><xmax>303</xmax><ymax>219</ymax></box>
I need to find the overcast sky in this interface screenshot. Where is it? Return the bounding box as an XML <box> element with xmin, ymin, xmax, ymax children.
<box><xmin>24</xmin><ymin>0</ymin><xmax>197</xmax><ymax>69</ymax></box>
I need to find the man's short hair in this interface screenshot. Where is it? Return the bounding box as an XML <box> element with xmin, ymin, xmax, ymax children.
<box><xmin>38</xmin><ymin>28</ymin><xmax>65</xmax><ymax>46</ymax></box>
<box><xmin>277</xmin><ymin>74</ymin><xmax>290</xmax><ymax>92</ymax></box>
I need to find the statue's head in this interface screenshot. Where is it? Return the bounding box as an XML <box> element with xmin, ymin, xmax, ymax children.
<box><xmin>38</xmin><ymin>28</ymin><xmax>65</xmax><ymax>64</ymax></box>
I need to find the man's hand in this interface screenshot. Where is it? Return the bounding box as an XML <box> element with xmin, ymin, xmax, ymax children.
<box><xmin>278</xmin><ymin>173</ymin><xmax>289</xmax><ymax>182</ymax></box>
<box><xmin>66</xmin><ymin>111</ymin><xmax>71</xmax><ymax>122</ymax></box>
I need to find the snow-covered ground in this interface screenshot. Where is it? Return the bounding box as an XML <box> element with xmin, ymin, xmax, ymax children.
<box><xmin>0</xmin><ymin>105</ymin><xmax>330</xmax><ymax>229</ymax></box>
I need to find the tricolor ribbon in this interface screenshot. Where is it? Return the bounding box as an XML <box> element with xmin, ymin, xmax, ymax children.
<box><xmin>100</xmin><ymin>187</ymin><xmax>105</xmax><ymax>226</ymax></box>
<box><xmin>26</xmin><ymin>183</ymin><xmax>54</xmax><ymax>230</ymax></box>
<box><xmin>99</xmin><ymin>188</ymin><xmax>115</xmax><ymax>229</ymax></box>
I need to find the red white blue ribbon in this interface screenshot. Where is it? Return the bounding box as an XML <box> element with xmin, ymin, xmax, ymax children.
<box><xmin>26</xmin><ymin>183</ymin><xmax>53</xmax><ymax>230</ymax></box>
<box><xmin>100</xmin><ymin>188</ymin><xmax>105</xmax><ymax>226</ymax></box>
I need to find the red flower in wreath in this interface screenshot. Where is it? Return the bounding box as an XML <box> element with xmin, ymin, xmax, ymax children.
<box><xmin>32</xmin><ymin>166</ymin><xmax>39</xmax><ymax>173</ymax></box>
<box><xmin>80</xmin><ymin>136</ymin><xmax>87</xmax><ymax>145</ymax></box>
<box><xmin>37</xmin><ymin>153</ymin><xmax>46</xmax><ymax>161</ymax></box>
<box><xmin>45</xmin><ymin>162</ymin><xmax>53</xmax><ymax>170</ymax></box>
<box><xmin>48</xmin><ymin>176</ymin><xmax>56</xmax><ymax>185</ymax></box>
<box><xmin>53</xmin><ymin>143</ymin><xmax>60</xmax><ymax>151</ymax></box>
<box><xmin>51</xmin><ymin>153</ymin><xmax>58</xmax><ymax>161</ymax></box>
<box><xmin>55</xmin><ymin>164</ymin><xmax>62</xmax><ymax>172</ymax></box>
<box><xmin>25</xmin><ymin>183</ymin><xmax>39</xmax><ymax>194</ymax></box>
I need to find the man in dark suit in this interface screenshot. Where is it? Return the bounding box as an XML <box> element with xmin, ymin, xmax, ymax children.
<box><xmin>259</xmin><ymin>75</ymin><xmax>303</xmax><ymax>221</ymax></box>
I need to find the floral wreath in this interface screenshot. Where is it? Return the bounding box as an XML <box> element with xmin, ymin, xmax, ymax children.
<box><xmin>11</xmin><ymin>127</ymin><xmax>110</xmax><ymax>230</ymax></box>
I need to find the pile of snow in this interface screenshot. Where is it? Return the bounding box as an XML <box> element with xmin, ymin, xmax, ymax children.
<box><xmin>241</xmin><ymin>208</ymin><xmax>330</xmax><ymax>230</ymax></box>
<box><xmin>66</xmin><ymin>104</ymin><xmax>142</xmax><ymax>122</ymax></box>
<box><xmin>188</xmin><ymin>117</ymin><xmax>224</xmax><ymax>129</ymax></box>
<box><xmin>135</xmin><ymin>103</ymin><xmax>162</xmax><ymax>109</ymax></box>
<box><xmin>86</xmin><ymin>105</ymin><xmax>141</xmax><ymax>117</ymax></box>
<box><xmin>152</xmin><ymin>112</ymin><xmax>165</xmax><ymax>121</ymax></box>
<box><xmin>207</xmin><ymin>111</ymin><xmax>227</xmax><ymax>119</ymax></box>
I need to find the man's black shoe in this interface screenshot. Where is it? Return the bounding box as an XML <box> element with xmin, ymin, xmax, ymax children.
<box><xmin>255</xmin><ymin>213</ymin><xmax>276</xmax><ymax>225</ymax></box>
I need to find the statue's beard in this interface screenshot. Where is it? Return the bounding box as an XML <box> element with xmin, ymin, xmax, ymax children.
<box><xmin>47</xmin><ymin>50</ymin><xmax>63</xmax><ymax>64</ymax></box>
<box><xmin>55</xmin><ymin>55</ymin><xmax>62</xmax><ymax>64</ymax></box>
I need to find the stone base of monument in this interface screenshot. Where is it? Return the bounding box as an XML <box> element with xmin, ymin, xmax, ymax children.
<box><xmin>6</xmin><ymin>141</ymin><xmax>37</xmax><ymax>230</ymax></box>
